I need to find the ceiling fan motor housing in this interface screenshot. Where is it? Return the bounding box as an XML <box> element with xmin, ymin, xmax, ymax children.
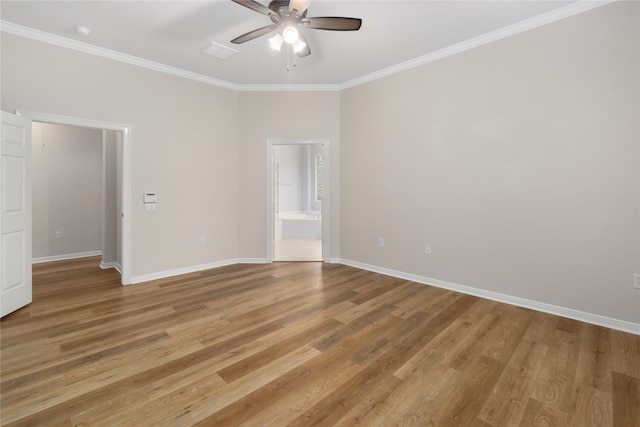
<box><xmin>269</xmin><ymin>0</ymin><xmax>290</xmax><ymax>13</ymax></box>
<box><xmin>269</xmin><ymin>0</ymin><xmax>306</xmax><ymax>23</ymax></box>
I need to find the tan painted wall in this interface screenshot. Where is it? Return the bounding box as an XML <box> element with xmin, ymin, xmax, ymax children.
<box><xmin>1</xmin><ymin>33</ymin><xmax>239</xmax><ymax>277</ymax></box>
<box><xmin>236</xmin><ymin>91</ymin><xmax>340</xmax><ymax>259</ymax></box>
<box><xmin>1</xmin><ymin>1</ymin><xmax>637</xmax><ymax>325</ymax></box>
<box><xmin>340</xmin><ymin>1</ymin><xmax>640</xmax><ymax>323</ymax></box>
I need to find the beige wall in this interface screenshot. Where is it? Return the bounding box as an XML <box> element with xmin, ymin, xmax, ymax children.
<box><xmin>236</xmin><ymin>91</ymin><xmax>340</xmax><ymax>259</ymax></box>
<box><xmin>1</xmin><ymin>33</ymin><xmax>239</xmax><ymax>277</ymax></box>
<box><xmin>1</xmin><ymin>1</ymin><xmax>637</xmax><ymax>326</ymax></box>
<box><xmin>340</xmin><ymin>1</ymin><xmax>640</xmax><ymax>324</ymax></box>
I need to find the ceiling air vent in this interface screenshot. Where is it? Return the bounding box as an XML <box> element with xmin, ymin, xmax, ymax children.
<box><xmin>200</xmin><ymin>42</ymin><xmax>238</xmax><ymax>61</ymax></box>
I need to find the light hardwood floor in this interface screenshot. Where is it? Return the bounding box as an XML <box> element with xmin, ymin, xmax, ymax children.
<box><xmin>1</xmin><ymin>257</ymin><xmax>639</xmax><ymax>426</ymax></box>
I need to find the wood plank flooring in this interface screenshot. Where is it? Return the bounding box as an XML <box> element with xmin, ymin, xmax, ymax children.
<box><xmin>1</xmin><ymin>257</ymin><xmax>639</xmax><ymax>426</ymax></box>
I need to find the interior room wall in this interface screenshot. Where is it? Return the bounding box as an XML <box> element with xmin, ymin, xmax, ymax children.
<box><xmin>340</xmin><ymin>1</ymin><xmax>640</xmax><ymax>325</ymax></box>
<box><xmin>1</xmin><ymin>33</ymin><xmax>239</xmax><ymax>278</ymax></box>
<box><xmin>2</xmin><ymin>2</ymin><xmax>637</xmax><ymax>329</ymax></box>
<box><xmin>116</xmin><ymin>132</ymin><xmax>123</xmax><ymax>267</ymax></box>
<box><xmin>102</xmin><ymin>129</ymin><xmax>122</xmax><ymax>270</ymax></box>
<box><xmin>236</xmin><ymin>91</ymin><xmax>340</xmax><ymax>260</ymax></box>
<box><xmin>31</xmin><ymin>122</ymin><xmax>103</xmax><ymax>260</ymax></box>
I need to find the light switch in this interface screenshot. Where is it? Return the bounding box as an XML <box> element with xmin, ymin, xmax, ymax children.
<box><xmin>145</xmin><ymin>203</ymin><xmax>156</xmax><ymax>213</ymax></box>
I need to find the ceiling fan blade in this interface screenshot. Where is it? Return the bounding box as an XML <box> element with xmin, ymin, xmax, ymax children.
<box><xmin>231</xmin><ymin>24</ymin><xmax>278</xmax><ymax>44</ymax></box>
<box><xmin>289</xmin><ymin>0</ymin><xmax>312</xmax><ymax>14</ymax></box>
<box><xmin>231</xmin><ymin>0</ymin><xmax>276</xmax><ymax>17</ymax></box>
<box><xmin>302</xmin><ymin>17</ymin><xmax>362</xmax><ymax>31</ymax></box>
<box><xmin>295</xmin><ymin>32</ymin><xmax>311</xmax><ymax>57</ymax></box>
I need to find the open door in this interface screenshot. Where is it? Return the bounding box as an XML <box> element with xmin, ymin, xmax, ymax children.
<box><xmin>1</xmin><ymin>111</ymin><xmax>32</xmax><ymax>317</ymax></box>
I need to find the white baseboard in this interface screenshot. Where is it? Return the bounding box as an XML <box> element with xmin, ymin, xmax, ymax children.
<box><xmin>130</xmin><ymin>259</ymin><xmax>240</xmax><ymax>285</ymax></box>
<box><xmin>236</xmin><ymin>258</ymin><xmax>268</xmax><ymax>264</ymax></box>
<box><xmin>121</xmin><ymin>254</ymin><xmax>639</xmax><ymax>335</ymax></box>
<box><xmin>339</xmin><ymin>258</ymin><xmax>640</xmax><ymax>336</ymax></box>
<box><xmin>100</xmin><ymin>261</ymin><xmax>122</xmax><ymax>274</ymax></box>
<box><xmin>33</xmin><ymin>250</ymin><xmax>102</xmax><ymax>264</ymax></box>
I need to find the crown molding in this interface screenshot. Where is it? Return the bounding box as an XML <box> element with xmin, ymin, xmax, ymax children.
<box><xmin>0</xmin><ymin>20</ymin><xmax>342</xmax><ymax>92</ymax></box>
<box><xmin>236</xmin><ymin>84</ymin><xmax>341</xmax><ymax>92</ymax></box>
<box><xmin>1</xmin><ymin>1</ymin><xmax>615</xmax><ymax>92</ymax></box>
<box><xmin>339</xmin><ymin>0</ymin><xmax>616</xmax><ymax>90</ymax></box>
<box><xmin>0</xmin><ymin>20</ymin><xmax>240</xmax><ymax>91</ymax></box>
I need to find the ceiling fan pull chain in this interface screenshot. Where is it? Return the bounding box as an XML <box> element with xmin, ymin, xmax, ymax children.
<box><xmin>286</xmin><ymin>44</ymin><xmax>297</xmax><ymax>71</ymax></box>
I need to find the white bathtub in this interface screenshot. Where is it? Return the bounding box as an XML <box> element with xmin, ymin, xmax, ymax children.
<box><xmin>277</xmin><ymin>211</ymin><xmax>322</xmax><ymax>239</ymax></box>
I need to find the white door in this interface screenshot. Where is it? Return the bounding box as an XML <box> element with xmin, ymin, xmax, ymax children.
<box><xmin>1</xmin><ymin>111</ymin><xmax>32</xmax><ymax>317</ymax></box>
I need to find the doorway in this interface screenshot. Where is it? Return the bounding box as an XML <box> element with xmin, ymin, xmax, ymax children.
<box><xmin>267</xmin><ymin>139</ymin><xmax>329</xmax><ymax>262</ymax></box>
<box><xmin>17</xmin><ymin>110</ymin><xmax>132</xmax><ymax>284</ymax></box>
<box><xmin>31</xmin><ymin>122</ymin><xmax>122</xmax><ymax>273</ymax></box>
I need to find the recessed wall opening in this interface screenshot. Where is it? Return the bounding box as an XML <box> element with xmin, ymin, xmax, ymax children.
<box><xmin>17</xmin><ymin>110</ymin><xmax>132</xmax><ymax>285</ymax></box>
<box><xmin>267</xmin><ymin>138</ymin><xmax>329</xmax><ymax>263</ymax></box>
<box><xmin>31</xmin><ymin>122</ymin><xmax>123</xmax><ymax>276</ymax></box>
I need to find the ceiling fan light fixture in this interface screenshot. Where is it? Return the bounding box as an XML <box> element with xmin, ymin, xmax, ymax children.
<box><xmin>293</xmin><ymin>39</ymin><xmax>307</xmax><ymax>54</ymax></box>
<box><xmin>282</xmin><ymin>25</ymin><xmax>299</xmax><ymax>44</ymax></box>
<box><xmin>230</xmin><ymin>0</ymin><xmax>363</xmax><ymax>63</ymax></box>
<box><xmin>269</xmin><ymin>33</ymin><xmax>284</xmax><ymax>51</ymax></box>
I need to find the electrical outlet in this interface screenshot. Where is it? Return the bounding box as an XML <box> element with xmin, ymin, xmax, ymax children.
<box><xmin>200</xmin><ymin>236</ymin><xmax>206</xmax><ymax>245</ymax></box>
<box><xmin>378</xmin><ymin>237</ymin><xmax>384</xmax><ymax>248</ymax></box>
<box><xmin>425</xmin><ymin>244</ymin><xmax>431</xmax><ymax>255</ymax></box>
<box><xmin>55</xmin><ymin>231</ymin><xmax>62</xmax><ymax>239</ymax></box>
<box><xmin>634</xmin><ymin>273</ymin><xmax>640</xmax><ymax>289</ymax></box>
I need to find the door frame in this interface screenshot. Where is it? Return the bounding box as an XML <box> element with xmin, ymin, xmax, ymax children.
<box><xmin>16</xmin><ymin>110</ymin><xmax>132</xmax><ymax>285</ymax></box>
<box><xmin>266</xmin><ymin>138</ymin><xmax>329</xmax><ymax>263</ymax></box>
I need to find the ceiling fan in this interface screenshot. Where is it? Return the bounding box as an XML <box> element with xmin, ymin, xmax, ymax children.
<box><xmin>230</xmin><ymin>0</ymin><xmax>362</xmax><ymax>58</ymax></box>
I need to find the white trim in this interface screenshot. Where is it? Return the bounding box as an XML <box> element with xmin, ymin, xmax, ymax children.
<box><xmin>0</xmin><ymin>21</ymin><xmax>239</xmax><ymax>91</ymax></box>
<box><xmin>339</xmin><ymin>258</ymin><xmax>640</xmax><ymax>336</ymax></box>
<box><xmin>123</xmin><ymin>254</ymin><xmax>639</xmax><ymax>334</ymax></box>
<box><xmin>130</xmin><ymin>259</ymin><xmax>238</xmax><ymax>285</ymax></box>
<box><xmin>100</xmin><ymin>261</ymin><xmax>122</xmax><ymax>274</ymax></box>
<box><xmin>267</xmin><ymin>138</ymin><xmax>330</xmax><ymax>263</ymax></box>
<box><xmin>33</xmin><ymin>250</ymin><xmax>102</xmax><ymax>264</ymax></box>
<box><xmin>16</xmin><ymin>110</ymin><xmax>133</xmax><ymax>285</ymax></box>
<box><xmin>1</xmin><ymin>1</ymin><xmax>613</xmax><ymax>92</ymax></box>
<box><xmin>339</xmin><ymin>0</ymin><xmax>614</xmax><ymax>90</ymax></box>
<box><xmin>236</xmin><ymin>258</ymin><xmax>268</xmax><ymax>264</ymax></box>
<box><xmin>237</xmin><ymin>84</ymin><xmax>340</xmax><ymax>92</ymax></box>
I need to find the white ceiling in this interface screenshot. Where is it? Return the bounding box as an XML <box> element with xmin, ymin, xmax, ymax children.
<box><xmin>0</xmin><ymin>1</ymin><xmax>604</xmax><ymax>89</ymax></box>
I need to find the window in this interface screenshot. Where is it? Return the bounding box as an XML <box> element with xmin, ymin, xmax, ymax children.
<box><xmin>315</xmin><ymin>154</ymin><xmax>323</xmax><ymax>202</ymax></box>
